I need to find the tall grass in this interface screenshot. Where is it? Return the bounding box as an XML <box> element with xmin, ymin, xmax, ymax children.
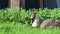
<box><xmin>0</xmin><ymin>8</ymin><xmax>60</xmax><ymax>24</ymax></box>
<box><xmin>0</xmin><ymin>21</ymin><xmax>60</xmax><ymax>34</ymax></box>
<box><xmin>0</xmin><ymin>8</ymin><xmax>60</xmax><ymax>34</ymax></box>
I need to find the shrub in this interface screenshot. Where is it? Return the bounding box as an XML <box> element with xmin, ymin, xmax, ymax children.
<box><xmin>0</xmin><ymin>8</ymin><xmax>60</xmax><ymax>24</ymax></box>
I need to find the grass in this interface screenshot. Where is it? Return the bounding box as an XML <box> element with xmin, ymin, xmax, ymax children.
<box><xmin>0</xmin><ymin>21</ymin><xmax>60</xmax><ymax>34</ymax></box>
<box><xmin>0</xmin><ymin>8</ymin><xmax>60</xmax><ymax>34</ymax></box>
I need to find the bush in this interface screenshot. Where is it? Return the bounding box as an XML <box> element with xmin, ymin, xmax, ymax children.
<box><xmin>0</xmin><ymin>8</ymin><xmax>60</xmax><ymax>24</ymax></box>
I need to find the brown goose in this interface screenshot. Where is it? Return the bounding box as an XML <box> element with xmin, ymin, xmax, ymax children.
<box><xmin>30</xmin><ymin>12</ymin><xmax>60</xmax><ymax>28</ymax></box>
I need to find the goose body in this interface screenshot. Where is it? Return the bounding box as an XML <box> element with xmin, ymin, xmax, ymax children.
<box><xmin>30</xmin><ymin>12</ymin><xmax>60</xmax><ymax>27</ymax></box>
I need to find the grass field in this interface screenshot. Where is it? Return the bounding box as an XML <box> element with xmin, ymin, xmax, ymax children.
<box><xmin>0</xmin><ymin>21</ymin><xmax>60</xmax><ymax>34</ymax></box>
<box><xmin>0</xmin><ymin>8</ymin><xmax>60</xmax><ymax>34</ymax></box>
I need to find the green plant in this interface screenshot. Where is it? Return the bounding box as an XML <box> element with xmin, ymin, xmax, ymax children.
<box><xmin>0</xmin><ymin>8</ymin><xmax>60</xmax><ymax>24</ymax></box>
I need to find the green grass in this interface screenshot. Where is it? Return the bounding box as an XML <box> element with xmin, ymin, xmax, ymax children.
<box><xmin>0</xmin><ymin>8</ymin><xmax>60</xmax><ymax>34</ymax></box>
<box><xmin>0</xmin><ymin>21</ymin><xmax>60</xmax><ymax>34</ymax></box>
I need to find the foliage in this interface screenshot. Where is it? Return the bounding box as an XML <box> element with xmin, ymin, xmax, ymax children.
<box><xmin>0</xmin><ymin>8</ymin><xmax>60</xmax><ymax>34</ymax></box>
<box><xmin>0</xmin><ymin>8</ymin><xmax>60</xmax><ymax>24</ymax></box>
